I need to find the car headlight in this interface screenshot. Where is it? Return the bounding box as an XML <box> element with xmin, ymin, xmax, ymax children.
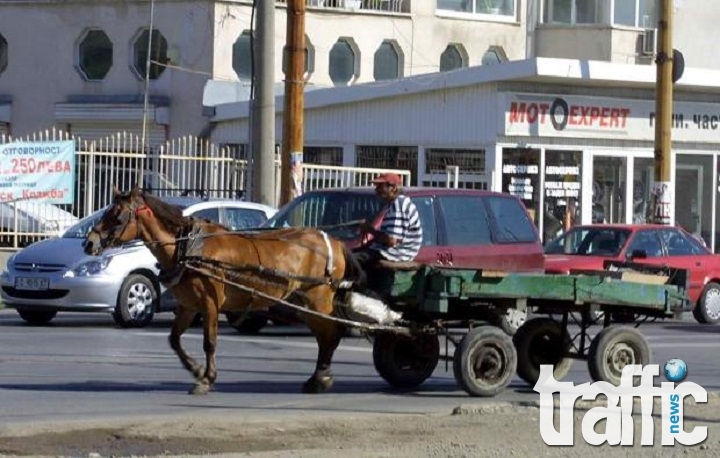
<box><xmin>65</xmin><ymin>257</ymin><xmax>112</xmax><ymax>277</ymax></box>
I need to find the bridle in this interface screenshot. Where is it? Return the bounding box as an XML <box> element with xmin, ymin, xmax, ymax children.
<box><xmin>91</xmin><ymin>200</ymin><xmax>154</xmax><ymax>250</ymax></box>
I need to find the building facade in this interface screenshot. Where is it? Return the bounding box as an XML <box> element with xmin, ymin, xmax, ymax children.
<box><xmin>210</xmin><ymin>58</ymin><xmax>720</xmax><ymax>251</ymax></box>
<box><xmin>1</xmin><ymin>0</ymin><xmax>711</xmax><ymax>141</ymax></box>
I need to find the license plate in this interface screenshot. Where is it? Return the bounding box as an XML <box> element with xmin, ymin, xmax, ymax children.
<box><xmin>15</xmin><ymin>277</ymin><xmax>49</xmax><ymax>291</ymax></box>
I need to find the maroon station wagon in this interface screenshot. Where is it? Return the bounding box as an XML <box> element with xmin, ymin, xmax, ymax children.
<box><xmin>266</xmin><ymin>187</ymin><xmax>545</xmax><ymax>272</ymax></box>
<box><xmin>226</xmin><ymin>187</ymin><xmax>545</xmax><ymax>334</ymax></box>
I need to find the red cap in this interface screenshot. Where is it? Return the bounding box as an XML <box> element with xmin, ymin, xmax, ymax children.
<box><xmin>371</xmin><ymin>173</ymin><xmax>402</xmax><ymax>187</ymax></box>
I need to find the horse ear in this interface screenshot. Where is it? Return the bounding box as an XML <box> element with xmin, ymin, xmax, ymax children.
<box><xmin>130</xmin><ymin>185</ymin><xmax>142</xmax><ymax>199</ymax></box>
<box><xmin>112</xmin><ymin>185</ymin><xmax>121</xmax><ymax>199</ymax></box>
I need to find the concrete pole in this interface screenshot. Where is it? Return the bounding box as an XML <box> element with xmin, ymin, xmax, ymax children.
<box><xmin>251</xmin><ymin>0</ymin><xmax>276</xmax><ymax>207</ymax></box>
<box><xmin>652</xmin><ymin>0</ymin><xmax>674</xmax><ymax>225</ymax></box>
<box><xmin>280</xmin><ymin>0</ymin><xmax>305</xmax><ymax>207</ymax></box>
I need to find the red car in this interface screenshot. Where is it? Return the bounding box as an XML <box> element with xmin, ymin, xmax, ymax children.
<box><xmin>544</xmin><ymin>224</ymin><xmax>720</xmax><ymax>324</ymax></box>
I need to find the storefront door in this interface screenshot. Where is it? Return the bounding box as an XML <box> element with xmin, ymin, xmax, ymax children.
<box><xmin>592</xmin><ymin>156</ymin><xmax>627</xmax><ymax>224</ymax></box>
<box><xmin>676</xmin><ymin>165</ymin><xmax>703</xmax><ymax>236</ymax></box>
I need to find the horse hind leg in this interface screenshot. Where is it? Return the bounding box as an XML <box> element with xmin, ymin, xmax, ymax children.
<box><xmin>169</xmin><ymin>308</ymin><xmax>204</xmax><ymax>384</ymax></box>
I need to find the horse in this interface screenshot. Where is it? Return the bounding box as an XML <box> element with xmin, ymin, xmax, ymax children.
<box><xmin>84</xmin><ymin>186</ymin><xmax>366</xmax><ymax>395</ymax></box>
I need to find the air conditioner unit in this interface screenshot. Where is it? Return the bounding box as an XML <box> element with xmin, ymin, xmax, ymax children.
<box><xmin>641</xmin><ymin>28</ymin><xmax>657</xmax><ymax>56</ymax></box>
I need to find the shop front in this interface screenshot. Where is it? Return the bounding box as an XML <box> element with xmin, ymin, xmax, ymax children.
<box><xmin>499</xmin><ymin>92</ymin><xmax>720</xmax><ymax>250</ymax></box>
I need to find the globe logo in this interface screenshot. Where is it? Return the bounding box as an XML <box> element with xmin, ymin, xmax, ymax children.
<box><xmin>664</xmin><ymin>359</ymin><xmax>688</xmax><ymax>383</ymax></box>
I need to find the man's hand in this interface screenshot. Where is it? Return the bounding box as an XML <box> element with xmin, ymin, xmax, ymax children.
<box><xmin>359</xmin><ymin>221</ymin><xmax>376</xmax><ymax>235</ymax></box>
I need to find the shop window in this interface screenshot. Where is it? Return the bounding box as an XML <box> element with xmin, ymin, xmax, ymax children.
<box><xmin>440</xmin><ymin>43</ymin><xmax>467</xmax><ymax>72</ymax></box>
<box><xmin>0</xmin><ymin>33</ymin><xmax>8</xmax><ymax>76</ymax></box>
<box><xmin>77</xmin><ymin>29</ymin><xmax>113</xmax><ymax>81</ymax></box>
<box><xmin>633</xmin><ymin>157</ymin><xmax>654</xmax><ymax>224</ymax></box>
<box><xmin>676</xmin><ymin>154</ymin><xmax>712</xmax><ymax>246</ymax></box>
<box><xmin>356</xmin><ymin>145</ymin><xmax>418</xmax><ymax>185</ymax></box>
<box><xmin>373</xmin><ymin>40</ymin><xmax>403</xmax><ymax>81</ymax></box>
<box><xmin>544</xmin><ymin>150</ymin><xmax>582</xmax><ymax>238</ymax></box>
<box><xmin>132</xmin><ymin>29</ymin><xmax>168</xmax><ymax>80</ymax></box>
<box><xmin>329</xmin><ymin>37</ymin><xmax>359</xmax><ymax>86</ymax></box>
<box><xmin>303</xmin><ymin>146</ymin><xmax>342</xmax><ymax>166</ymax></box>
<box><xmin>423</xmin><ymin>148</ymin><xmax>487</xmax><ymax>189</ymax></box>
<box><xmin>501</xmin><ymin>148</ymin><xmax>540</xmax><ymax>232</ymax></box>
<box><xmin>593</xmin><ymin>156</ymin><xmax>627</xmax><ymax>224</ymax></box>
<box><xmin>437</xmin><ymin>0</ymin><xmax>516</xmax><ymax>17</ymax></box>
<box><xmin>232</xmin><ymin>30</ymin><xmax>253</xmax><ymax>81</ymax></box>
<box><xmin>282</xmin><ymin>34</ymin><xmax>315</xmax><ymax>80</ymax></box>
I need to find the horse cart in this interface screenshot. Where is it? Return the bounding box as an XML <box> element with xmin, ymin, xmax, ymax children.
<box><xmin>358</xmin><ymin>262</ymin><xmax>688</xmax><ymax>397</ymax></box>
<box><xmin>198</xmin><ymin>257</ymin><xmax>688</xmax><ymax>398</ymax></box>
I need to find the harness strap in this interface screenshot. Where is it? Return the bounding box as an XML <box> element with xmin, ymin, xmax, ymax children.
<box><xmin>320</xmin><ymin>230</ymin><xmax>334</xmax><ymax>277</ymax></box>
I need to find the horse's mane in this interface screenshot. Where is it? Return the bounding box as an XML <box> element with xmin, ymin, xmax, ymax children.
<box><xmin>142</xmin><ymin>193</ymin><xmax>191</xmax><ymax>231</ymax></box>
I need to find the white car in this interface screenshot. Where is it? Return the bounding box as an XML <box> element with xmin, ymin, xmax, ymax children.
<box><xmin>0</xmin><ymin>196</ymin><xmax>277</xmax><ymax>327</ymax></box>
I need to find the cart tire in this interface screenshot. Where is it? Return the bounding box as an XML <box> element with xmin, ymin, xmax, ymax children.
<box><xmin>453</xmin><ymin>326</ymin><xmax>517</xmax><ymax>397</ymax></box>
<box><xmin>694</xmin><ymin>282</ymin><xmax>720</xmax><ymax>324</ymax></box>
<box><xmin>588</xmin><ymin>326</ymin><xmax>651</xmax><ymax>386</ymax></box>
<box><xmin>513</xmin><ymin>318</ymin><xmax>573</xmax><ymax>386</ymax></box>
<box><xmin>372</xmin><ymin>332</ymin><xmax>440</xmax><ymax>389</ymax></box>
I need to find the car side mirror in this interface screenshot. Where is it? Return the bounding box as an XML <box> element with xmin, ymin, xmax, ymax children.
<box><xmin>628</xmin><ymin>249</ymin><xmax>647</xmax><ymax>260</ymax></box>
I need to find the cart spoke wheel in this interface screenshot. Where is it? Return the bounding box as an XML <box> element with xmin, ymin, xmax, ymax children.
<box><xmin>588</xmin><ymin>326</ymin><xmax>651</xmax><ymax>386</ymax></box>
<box><xmin>373</xmin><ymin>332</ymin><xmax>440</xmax><ymax>390</ymax></box>
<box><xmin>453</xmin><ymin>326</ymin><xmax>517</xmax><ymax>397</ymax></box>
<box><xmin>513</xmin><ymin>317</ymin><xmax>573</xmax><ymax>386</ymax></box>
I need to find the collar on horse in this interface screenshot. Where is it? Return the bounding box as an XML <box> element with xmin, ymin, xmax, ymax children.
<box><xmin>157</xmin><ymin>221</ymin><xmax>204</xmax><ymax>287</ymax></box>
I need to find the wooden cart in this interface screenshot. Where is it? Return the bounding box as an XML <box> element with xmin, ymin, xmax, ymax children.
<box><xmin>369</xmin><ymin>263</ymin><xmax>688</xmax><ymax>397</ymax></box>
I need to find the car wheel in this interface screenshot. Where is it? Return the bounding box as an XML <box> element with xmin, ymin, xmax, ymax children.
<box><xmin>694</xmin><ymin>282</ymin><xmax>720</xmax><ymax>324</ymax></box>
<box><xmin>16</xmin><ymin>308</ymin><xmax>57</xmax><ymax>325</ymax></box>
<box><xmin>113</xmin><ymin>274</ymin><xmax>157</xmax><ymax>328</ymax></box>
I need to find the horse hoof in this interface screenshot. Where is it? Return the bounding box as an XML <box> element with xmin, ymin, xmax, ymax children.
<box><xmin>302</xmin><ymin>375</ymin><xmax>334</xmax><ymax>394</ymax></box>
<box><xmin>189</xmin><ymin>382</ymin><xmax>211</xmax><ymax>395</ymax></box>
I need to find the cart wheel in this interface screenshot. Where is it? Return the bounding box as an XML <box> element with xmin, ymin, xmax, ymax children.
<box><xmin>588</xmin><ymin>326</ymin><xmax>651</xmax><ymax>386</ymax></box>
<box><xmin>513</xmin><ymin>318</ymin><xmax>573</xmax><ymax>387</ymax></box>
<box><xmin>372</xmin><ymin>332</ymin><xmax>440</xmax><ymax>389</ymax></box>
<box><xmin>453</xmin><ymin>326</ymin><xmax>517</xmax><ymax>397</ymax></box>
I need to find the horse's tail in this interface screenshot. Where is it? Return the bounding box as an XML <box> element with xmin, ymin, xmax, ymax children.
<box><xmin>341</xmin><ymin>243</ymin><xmax>367</xmax><ymax>290</ymax></box>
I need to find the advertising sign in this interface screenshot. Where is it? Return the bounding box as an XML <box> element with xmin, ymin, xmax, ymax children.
<box><xmin>0</xmin><ymin>140</ymin><xmax>75</xmax><ymax>204</ymax></box>
<box><xmin>503</xmin><ymin>92</ymin><xmax>720</xmax><ymax>142</ymax></box>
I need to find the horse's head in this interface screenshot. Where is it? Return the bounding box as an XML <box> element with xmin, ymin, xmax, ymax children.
<box><xmin>84</xmin><ymin>186</ymin><xmax>150</xmax><ymax>256</ymax></box>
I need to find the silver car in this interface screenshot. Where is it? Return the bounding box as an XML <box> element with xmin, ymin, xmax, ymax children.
<box><xmin>0</xmin><ymin>196</ymin><xmax>276</xmax><ymax>327</ymax></box>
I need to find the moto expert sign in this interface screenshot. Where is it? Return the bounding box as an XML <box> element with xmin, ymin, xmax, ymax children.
<box><xmin>503</xmin><ymin>92</ymin><xmax>720</xmax><ymax>142</ymax></box>
<box><xmin>0</xmin><ymin>140</ymin><xmax>75</xmax><ymax>204</ymax></box>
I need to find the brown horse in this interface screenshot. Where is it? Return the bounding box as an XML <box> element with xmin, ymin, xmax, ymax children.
<box><xmin>84</xmin><ymin>187</ymin><xmax>365</xmax><ymax>395</ymax></box>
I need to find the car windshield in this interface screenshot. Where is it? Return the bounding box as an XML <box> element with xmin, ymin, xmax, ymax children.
<box><xmin>62</xmin><ymin>208</ymin><xmax>107</xmax><ymax>239</ymax></box>
<box><xmin>265</xmin><ymin>192</ymin><xmax>383</xmax><ymax>241</ymax></box>
<box><xmin>545</xmin><ymin>227</ymin><xmax>631</xmax><ymax>256</ymax></box>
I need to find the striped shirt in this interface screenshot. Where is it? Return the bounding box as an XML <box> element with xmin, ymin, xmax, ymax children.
<box><xmin>371</xmin><ymin>195</ymin><xmax>423</xmax><ymax>262</ymax></box>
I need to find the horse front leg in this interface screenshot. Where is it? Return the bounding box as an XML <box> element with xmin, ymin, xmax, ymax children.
<box><xmin>190</xmin><ymin>308</ymin><xmax>219</xmax><ymax>395</ymax></box>
<box><xmin>303</xmin><ymin>316</ymin><xmax>345</xmax><ymax>394</ymax></box>
<box><xmin>169</xmin><ymin>307</ymin><xmax>204</xmax><ymax>385</ymax></box>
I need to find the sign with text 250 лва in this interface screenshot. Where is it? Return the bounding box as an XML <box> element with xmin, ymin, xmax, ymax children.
<box><xmin>0</xmin><ymin>140</ymin><xmax>75</xmax><ymax>204</ymax></box>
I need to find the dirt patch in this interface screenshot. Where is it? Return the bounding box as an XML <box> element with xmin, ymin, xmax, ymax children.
<box><xmin>0</xmin><ymin>398</ymin><xmax>718</xmax><ymax>457</ymax></box>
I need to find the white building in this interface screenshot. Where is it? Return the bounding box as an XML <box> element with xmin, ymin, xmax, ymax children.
<box><xmin>210</xmin><ymin>57</ymin><xmax>720</xmax><ymax>251</ymax></box>
<box><xmin>1</xmin><ymin>0</ymin><xmax>706</xmax><ymax>141</ymax></box>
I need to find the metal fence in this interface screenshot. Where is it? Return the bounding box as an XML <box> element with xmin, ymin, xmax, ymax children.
<box><xmin>0</xmin><ymin>129</ymin><xmax>412</xmax><ymax>248</ymax></box>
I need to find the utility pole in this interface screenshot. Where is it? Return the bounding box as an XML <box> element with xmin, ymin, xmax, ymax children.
<box><xmin>652</xmin><ymin>0</ymin><xmax>674</xmax><ymax>225</ymax></box>
<box><xmin>251</xmin><ymin>0</ymin><xmax>276</xmax><ymax>207</ymax></box>
<box><xmin>280</xmin><ymin>0</ymin><xmax>305</xmax><ymax>206</ymax></box>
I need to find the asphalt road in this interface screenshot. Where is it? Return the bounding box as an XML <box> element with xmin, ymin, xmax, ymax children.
<box><xmin>1</xmin><ymin>309</ymin><xmax>719</xmax><ymax>432</ymax></box>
